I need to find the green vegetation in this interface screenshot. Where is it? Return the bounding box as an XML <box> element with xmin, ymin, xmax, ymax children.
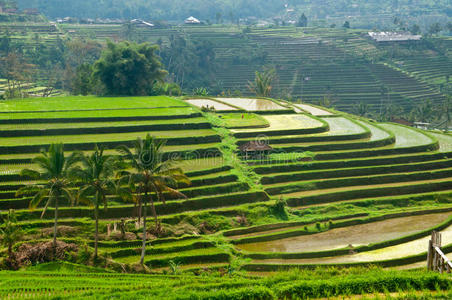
<box><xmin>72</xmin><ymin>146</ymin><xmax>118</xmax><ymax>258</ymax></box>
<box><xmin>248</xmin><ymin>69</ymin><xmax>276</xmax><ymax>97</ymax></box>
<box><xmin>217</xmin><ymin>113</ymin><xmax>269</xmax><ymax>129</ymax></box>
<box><xmin>117</xmin><ymin>134</ymin><xmax>190</xmax><ymax>265</ymax></box>
<box><xmin>16</xmin><ymin>144</ymin><xmax>78</xmax><ymax>251</ymax></box>
<box><xmin>92</xmin><ymin>41</ymin><xmax>168</xmax><ymax>96</ymax></box>
<box><xmin>1</xmin><ymin>1</ymin><xmax>452</xmax><ymax>295</ymax></box>
<box><xmin>1</xmin><ymin>266</ymin><xmax>452</xmax><ymax>298</ymax></box>
<box><xmin>0</xmin><ymin>95</ymin><xmax>187</xmax><ymax>112</ymax></box>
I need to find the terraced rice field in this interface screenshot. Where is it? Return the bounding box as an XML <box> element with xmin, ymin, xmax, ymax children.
<box><xmin>2</xmin><ymin>95</ymin><xmax>452</xmax><ymax>274</ymax></box>
<box><xmin>185</xmin><ymin>99</ymin><xmax>238</xmax><ymax>111</ymax></box>
<box><xmin>0</xmin><ymin>96</ymin><xmax>185</xmax><ymax>112</ymax></box>
<box><xmin>232</xmin><ymin>114</ymin><xmax>324</xmax><ymax>133</ymax></box>
<box><xmin>236</xmin><ymin>212</ymin><xmax>451</xmax><ymax>253</ymax></box>
<box><xmin>294</xmin><ymin>103</ymin><xmax>333</xmax><ymax>116</ymax></box>
<box><xmin>214</xmin><ymin>97</ymin><xmax>288</xmax><ymax>111</ymax></box>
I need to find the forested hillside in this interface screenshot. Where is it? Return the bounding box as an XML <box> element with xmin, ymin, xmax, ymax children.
<box><xmin>15</xmin><ymin>0</ymin><xmax>452</xmax><ymax>29</ymax></box>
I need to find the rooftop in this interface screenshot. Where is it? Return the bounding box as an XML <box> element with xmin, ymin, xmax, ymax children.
<box><xmin>368</xmin><ymin>32</ymin><xmax>422</xmax><ymax>43</ymax></box>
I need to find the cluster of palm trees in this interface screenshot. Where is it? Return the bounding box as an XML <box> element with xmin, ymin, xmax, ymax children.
<box><xmin>352</xmin><ymin>96</ymin><xmax>452</xmax><ymax>130</ymax></box>
<box><xmin>16</xmin><ymin>134</ymin><xmax>190</xmax><ymax>265</ymax></box>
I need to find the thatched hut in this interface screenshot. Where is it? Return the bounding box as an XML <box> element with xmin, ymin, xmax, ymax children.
<box><xmin>239</xmin><ymin>141</ymin><xmax>273</xmax><ymax>160</ymax></box>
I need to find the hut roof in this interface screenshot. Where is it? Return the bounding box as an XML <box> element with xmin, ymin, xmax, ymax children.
<box><xmin>185</xmin><ymin>16</ymin><xmax>201</xmax><ymax>24</ymax></box>
<box><xmin>368</xmin><ymin>32</ymin><xmax>422</xmax><ymax>43</ymax></box>
<box><xmin>391</xmin><ymin>118</ymin><xmax>413</xmax><ymax>126</ymax></box>
<box><xmin>239</xmin><ymin>141</ymin><xmax>273</xmax><ymax>152</ymax></box>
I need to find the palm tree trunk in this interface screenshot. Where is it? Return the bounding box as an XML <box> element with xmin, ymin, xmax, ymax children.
<box><xmin>138</xmin><ymin>200</ymin><xmax>142</xmax><ymax>223</ymax></box>
<box><xmin>8</xmin><ymin>244</ymin><xmax>12</xmax><ymax>260</ymax></box>
<box><xmin>150</xmin><ymin>198</ymin><xmax>158</xmax><ymax>229</ymax></box>
<box><xmin>53</xmin><ymin>197</ymin><xmax>58</xmax><ymax>257</ymax></box>
<box><xmin>94</xmin><ymin>203</ymin><xmax>99</xmax><ymax>259</ymax></box>
<box><xmin>139</xmin><ymin>193</ymin><xmax>148</xmax><ymax>265</ymax></box>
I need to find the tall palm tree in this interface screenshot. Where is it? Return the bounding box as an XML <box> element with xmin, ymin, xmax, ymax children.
<box><xmin>352</xmin><ymin>101</ymin><xmax>371</xmax><ymax>117</ymax></box>
<box><xmin>16</xmin><ymin>144</ymin><xmax>78</xmax><ymax>253</ymax></box>
<box><xmin>117</xmin><ymin>134</ymin><xmax>190</xmax><ymax>265</ymax></box>
<box><xmin>72</xmin><ymin>145</ymin><xmax>118</xmax><ymax>259</ymax></box>
<box><xmin>248</xmin><ymin>68</ymin><xmax>276</xmax><ymax>97</ymax></box>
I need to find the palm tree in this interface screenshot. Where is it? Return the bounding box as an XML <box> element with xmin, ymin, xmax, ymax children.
<box><xmin>0</xmin><ymin>209</ymin><xmax>22</xmax><ymax>262</ymax></box>
<box><xmin>16</xmin><ymin>144</ymin><xmax>77</xmax><ymax>253</ymax></box>
<box><xmin>248</xmin><ymin>68</ymin><xmax>276</xmax><ymax>97</ymax></box>
<box><xmin>117</xmin><ymin>134</ymin><xmax>190</xmax><ymax>265</ymax></box>
<box><xmin>72</xmin><ymin>145</ymin><xmax>118</xmax><ymax>259</ymax></box>
<box><xmin>352</xmin><ymin>101</ymin><xmax>371</xmax><ymax>117</ymax></box>
<box><xmin>412</xmin><ymin>100</ymin><xmax>434</xmax><ymax>123</ymax></box>
<box><xmin>440</xmin><ymin>96</ymin><xmax>452</xmax><ymax>132</ymax></box>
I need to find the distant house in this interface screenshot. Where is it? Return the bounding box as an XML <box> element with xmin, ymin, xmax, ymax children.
<box><xmin>368</xmin><ymin>32</ymin><xmax>422</xmax><ymax>44</ymax></box>
<box><xmin>57</xmin><ymin>17</ymin><xmax>77</xmax><ymax>23</ymax></box>
<box><xmin>130</xmin><ymin>19</ymin><xmax>154</xmax><ymax>28</ymax></box>
<box><xmin>414</xmin><ymin>122</ymin><xmax>430</xmax><ymax>130</ymax></box>
<box><xmin>239</xmin><ymin>141</ymin><xmax>273</xmax><ymax>160</ymax></box>
<box><xmin>185</xmin><ymin>16</ymin><xmax>200</xmax><ymax>24</ymax></box>
<box><xmin>5</xmin><ymin>8</ymin><xmax>17</xmax><ymax>14</ymax></box>
<box><xmin>391</xmin><ymin>118</ymin><xmax>414</xmax><ymax>127</ymax></box>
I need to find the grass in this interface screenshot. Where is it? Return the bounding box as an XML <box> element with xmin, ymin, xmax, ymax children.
<box><xmin>0</xmin><ymin>143</ymin><xmax>221</xmax><ymax>165</ymax></box>
<box><xmin>0</xmin><ymin>129</ymin><xmax>218</xmax><ymax>146</ymax></box>
<box><xmin>0</xmin><ymin>267</ymin><xmax>450</xmax><ymax>299</ymax></box>
<box><xmin>0</xmin><ymin>107</ymin><xmax>197</xmax><ymax>120</ymax></box>
<box><xmin>0</xmin><ymin>95</ymin><xmax>187</xmax><ymax>112</ymax></box>
<box><xmin>282</xmin><ymin>176</ymin><xmax>452</xmax><ymax>198</ymax></box>
<box><xmin>216</xmin><ymin>112</ymin><xmax>269</xmax><ymax>128</ymax></box>
<box><xmin>0</xmin><ymin>118</ymin><xmax>208</xmax><ymax>131</ymax></box>
<box><xmin>115</xmin><ymin>247</ymin><xmax>226</xmax><ymax>264</ymax></box>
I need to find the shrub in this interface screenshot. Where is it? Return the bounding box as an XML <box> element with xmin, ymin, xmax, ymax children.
<box><xmin>272</xmin><ymin>197</ymin><xmax>287</xmax><ymax>218</ymax></box>
<box><xmin>315</xmin><ymin>222</ymin><xmax>321</xmax><ymax>230</ymax></box>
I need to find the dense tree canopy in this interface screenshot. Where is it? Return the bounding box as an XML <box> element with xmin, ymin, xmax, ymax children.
<box><xmin>93</xmin><ymin>40</ymin><xmax>168</xmax><ymax>96</ymax></box>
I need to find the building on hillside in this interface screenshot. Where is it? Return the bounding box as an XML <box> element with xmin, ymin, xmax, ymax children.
<box><xmin>239</xmin><ymin>141</ymin><xmax>273</xmax><ymax>160</ymax></box>
<box><xmin>130</xmin><ymin>19</ymin><xmax>154</xmax><ymax>28</ymax></box>
<box><xmin>4</xmin><ymin>8</ymin><xmax>17</xmax><ymax>14</ymax></box>
<box><xmin>185</xmin><ymin>16</ymin><xmax>200</xmax><ymax>24</ymax></box>
<box><xmin>414</xmin><ymin>122</ymin><xmax>430</xmax><ymax>130</ymax></box>
<box><xmin>367</xmin><ymin>32</ymin><xmax>422</xmax><ymax>44</ymax></box>
<box><xmin>391</xmin><ymin>118</ymin><xmax>414</xmax><ymax>127</ymax></box>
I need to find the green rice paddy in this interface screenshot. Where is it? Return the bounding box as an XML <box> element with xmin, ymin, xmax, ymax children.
<box><xmin>2</xmin><ymin>95</ymin><xmax>452</xmax><ymax>287</ymax></box>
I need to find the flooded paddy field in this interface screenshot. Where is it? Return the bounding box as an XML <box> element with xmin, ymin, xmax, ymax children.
<box><xmin>185</xmin><ymin>99</ymin><xmax>238</xmax><ymax>111</ymax></box>
<box><xmin>237</xmin><ymin>212</ymin><xmax>451</xmax><ymax>253</ymax></box>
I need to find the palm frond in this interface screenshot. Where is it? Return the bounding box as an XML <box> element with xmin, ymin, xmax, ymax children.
<box><xmin>16</xmin><ymin>185</ymin><xmax>42</xmax><ymax>197</ymax></box>
<box><xmin>20</xmin><ymin>169</ymin><xmax>41</xmax><ymax>180</ymax></box>
<box><xmin>29</xmin><ymin>188</ymin><xmax>50</xmax><ymax>210</ymax></box>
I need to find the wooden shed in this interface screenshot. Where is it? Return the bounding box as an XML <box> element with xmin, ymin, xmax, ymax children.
<box><xmin>239</xmin><ymin>141</ymin><xmax>273</xmax><ymax>160</ymax></box>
